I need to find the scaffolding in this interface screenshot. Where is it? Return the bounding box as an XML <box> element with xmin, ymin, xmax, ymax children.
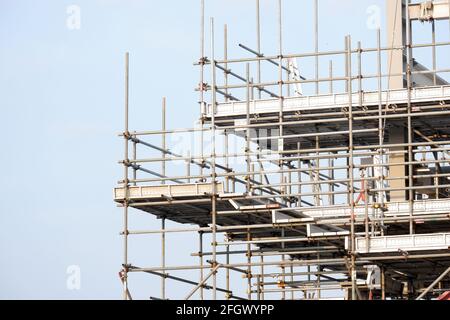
<box><xmin>114</xmin><ymin>0</ymin><xmax>450</xmax><ymax>300</ymax></box>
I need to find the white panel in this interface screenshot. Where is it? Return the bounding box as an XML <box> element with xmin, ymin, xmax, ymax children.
<box><xmin>353</xmin><ymin>233</ymin><xmax>450</xmax><ymax>253</ymax></box>
<box><xmin>114</xmin><ymin>182</ymin><xmax>224</xmax><ymax>200</ymax></box>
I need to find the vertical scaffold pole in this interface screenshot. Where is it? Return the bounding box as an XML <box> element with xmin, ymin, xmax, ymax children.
<box><xmin>226</xmin><ymin>244</ymin><xmax>230</xmax><ymax>300</ymax></box>
<box><xmin>162</xmin><ymin>97</ymin><xmax>166</xmax><ymax>185</ymax></box>
<box><xmin>123</xmin><ymin>51</ymin><xmax>130</xmax><ymax>301</ymax></box>
<box><xmin>199</xmin><ymin>231</ymin><xmax>204</xmax><ymax>300</ymax></box>
<box><xmin>314</xmin><ymin>0</ymin><xmax>319</xmax><ymax>95</ymax></box>
<box><xmin>161</xmin><ymin>217</ymin><xmax>166</xmax><ymax>299</ymax></box>
<box><xmin>200</xmin><ymin>0</ymin><xmax>205</xmax><ymax>180</ymax></box>
<box><xmin>406</xmin><ymin>0</ymin><xmax>415</xmax><ymax>235</ymax></box>
<box><xmin>377</xmin><ymin>28</ymin><xmax>385</xmax><ymax>236</ymax></box>
<box><xmin>161</xmin><ymin>97</ymin><xmax>167</xmax><ymax>299</ymax></box>
<box><xmin>256</xmin><ymin>0</ymin><xmax>262</xmax><ymax>99</ymax></box>
<box><xmin>246</xmin><ymin>63</ymin><xmax>252</xmax><ymax>300</ymax></box>
<box><xmin>277</xmin><ymin>0</ymin><xmax>284</xmax><ymax>214</ymax></box>
<box><xmin>210</xmin><ymin>17</ymin><xmax>218</xmax><ymax>300</ymax></box>
<box><xmin>224</xmin><ymin>24</ymin><xmax>229</xmax><ymax>102</ymax></box>
<box><xmin>346</xmin><ymin>35</ymin><xmax>357</xmax><ymax>301</ymax></box>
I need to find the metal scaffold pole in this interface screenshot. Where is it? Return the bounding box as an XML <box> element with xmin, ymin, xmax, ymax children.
<box><xmin>123</xmin><ymin>52</ymin><xmax>130</xmax><ymax>301</ymax></box>
<box><xmin>256</xmin><ymin>0</ymin><xmax>262</xmax><ymax>100</ymax></box>
<box><xmin>346</xmin><ymin>35</ymin><xmax>357</xmax><ymax>301</ymax></box>
<box><xmin>210</xmin><ymin>17</ymin><xmax>218</xmax><ymax>300</ymax></box>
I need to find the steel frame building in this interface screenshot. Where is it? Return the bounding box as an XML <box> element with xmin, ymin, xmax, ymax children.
<box><xmin>114</xmin><ymin>0</ymin><xmax>450</xmax><ymax>300</ymax></box>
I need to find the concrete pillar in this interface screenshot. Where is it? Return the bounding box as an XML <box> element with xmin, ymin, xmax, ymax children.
<box><xmin>387</xmin><ymin>0</ymin><xmax>408</xmax><ymax>201</ymax></box>
<box><xmin>386</xmin><ymin>0</ymin><xmax>407</xmax><ymax>89</ymax></box>
<box><xmin>388</xmin><ymin>125</ymin><xmax>407</xmax><ymax>201</ymax></box>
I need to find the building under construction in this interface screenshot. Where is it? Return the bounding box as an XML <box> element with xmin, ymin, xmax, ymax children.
<box><xmin>114</xmin><ymin>0</ymin><xmax>450</xmax><ymax>300</ymax></box>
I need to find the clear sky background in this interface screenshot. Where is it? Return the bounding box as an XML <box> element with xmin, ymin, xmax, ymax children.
<box><xmin>1</xmin><ymin>0</ymin><xmax>448</xmax><ymax>300</ymax></box>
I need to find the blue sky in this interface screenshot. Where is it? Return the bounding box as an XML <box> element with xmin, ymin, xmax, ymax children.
<box><xmin>1</xmin><ymin>0</ymin><xmax>448</xmax><ymax>300</ymax></box>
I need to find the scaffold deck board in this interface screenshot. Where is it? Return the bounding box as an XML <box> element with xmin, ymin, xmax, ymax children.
<box><xmin>114</xmin><ymin>183</ymin><xmax>286</xmax><ymax>227</ymax></box>
<box><xmin>114</xmin><ymin>182</ymin><xmax>224</xmax><ymax>200</ymax></box>
<box><xmin>207</xmin><ymin>85</ymin><xmax>450</xmax><ymax>118</ymax></box>
<box><xmin>272</xmin><ymin>198</ymin><xmax>450</xmax><ymax>223</ymax></box>
<box><xmin>350</xmin><ymin>232</ymin><xmax>450</xmax><ymax>254</ymax></box>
